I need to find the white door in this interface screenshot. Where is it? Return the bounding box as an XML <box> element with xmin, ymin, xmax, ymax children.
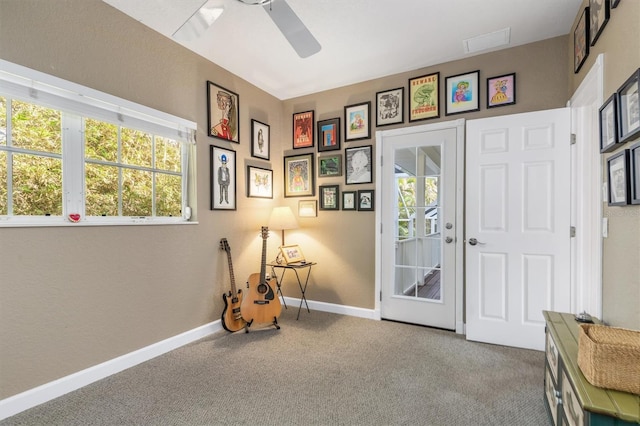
<box><xmin>378</xmin><ymin>122</ymin><xmax>461</xmax><ymax>330</ymax></box>
<box><xmin>465</xmin><ymin>108</ymin><xmax>571</xmax><ymax>351</ymax></box>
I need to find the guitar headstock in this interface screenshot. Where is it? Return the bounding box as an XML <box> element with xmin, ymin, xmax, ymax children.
<box><xmin>260</xmin><ymin>226</ymin><xmax>269</xmax><ymax>240</ymax></box>
<box><xmin>220</xmin><ymin>238</ymin><xmax>230</xmax><ymax>252</ymax></box>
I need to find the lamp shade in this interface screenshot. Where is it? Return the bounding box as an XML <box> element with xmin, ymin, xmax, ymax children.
<box><xmin>268</xmin><ymin>206</ymin><xmax>298</xmax><ymax>246</ymax></box>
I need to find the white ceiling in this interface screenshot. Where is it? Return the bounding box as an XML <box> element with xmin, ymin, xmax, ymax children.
<box><xmin>102</xmin><ymin>0</ymin><xmax>582</xmax><ymax>100</ymax></box>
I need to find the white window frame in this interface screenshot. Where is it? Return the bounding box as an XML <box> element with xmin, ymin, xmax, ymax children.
<box><xmin>0</xmin><ymin>60</ymin><xmax>197</xmax><ymax>227</ymax></box>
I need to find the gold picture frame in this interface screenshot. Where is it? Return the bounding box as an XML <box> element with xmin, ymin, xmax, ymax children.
<box><xmin>280</xmin><ymin>245</ymin><xmax>305</xmax><ymax>264</ymax></box>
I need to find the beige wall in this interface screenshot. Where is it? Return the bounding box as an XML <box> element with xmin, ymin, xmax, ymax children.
<box><xmin>568</xmin><ymin>0</ymin><xmax>640</xmax><ymax>329</ymax></box>
<box><xmin>0</xmin><ymin>0</ymin><xmax>637</xmax><ymax>401</ymax></box>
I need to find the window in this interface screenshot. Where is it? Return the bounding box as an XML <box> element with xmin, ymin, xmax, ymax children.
<box><xmin>0</xmin><ymin>60</ymin><xmax>196</xmax><ymax>226</ymax></box>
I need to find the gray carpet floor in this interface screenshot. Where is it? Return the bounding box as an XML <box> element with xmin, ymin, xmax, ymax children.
<box><xmin>1</xmin><ymin>308</ymin><xmax>551</xmax><ymax>425</ymax></box>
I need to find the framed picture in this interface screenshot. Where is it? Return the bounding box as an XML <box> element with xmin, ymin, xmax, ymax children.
<box><xmin>342</xmin><ymin>191</ymin><xmax>357</xmax><ymax>211</ymax></box>
<box><xmin>589</xmin><ymin>0</ymin><xmax>610</xmax><ymax>47</ymax></box>
<box><xmin>319</xmin><ymin>185</ymin><xmax>339</xmax><ymax>210</ymax></box>
<box><xmin>574</xmin><ymin>7</ymin><xmax>589</xmax><ymax>73</ymax></box>
<box><xmin>445</xmin><ymin>70</ymin><xmax>480</xmax><ymax>116</ymax></box>
<box><xmin>617</xmin><ymin>68</ymin><xmax>640</xmax><ymax>144</ymax></box>
<box><xmin>246</xmin><ymin>165</ymin><xmax>273</xmax><ymax>198</ymax></box>
<box><xmin>284</xmin><ymin>153</ymin><xmax>315</xmax><ymax>197</ymax></box>
<box><xmin>280</xmin><ymin>245</ymin><xmax>305</xmax><ymax>264</ymax></box>
<box><xmin>409</xmin><ymin>72</ymin><xmax>439</xmax><ymax>122</ymax></box>
<box><xmin>345</xmin><ymin>145</ymin><xmax>373</xmax><ymax>185</ymax></box>
<box><xmin>298</xmin><ymin>200</ymin><xmax>317</xmax><ymax>217</ymax></box>
<box><xmin>630</xmin><ymin>141</ymin><xmax>640</xmax><ymax>204</ymax></box>
<box><xmin>357</xmin><ymin>190</ymin><xmax>374</xmax><ymax>211</ymax></box>
<box><xmin>486</xmin><ymin>73</ymin><xmax>516</xmax><ymax>108</ymax></box>
<box><xmin>207</xmin><ymin>81</ymin><xmax>239</xmax><ymax>143</ymax></box>
<box><xmin>293</xmin><ymin>110</ymin><xmax>314</xmax><ymax>149</ymax></box>
<box><xmin>376</xmin><ymin>87</ymin><xmax>404</xmax><ymax>127</ymax></box>
<box><xmin>607</xmin><ymin>150</ymin><xmax>630</xmax><ymax>206</ymax></box>
<box><xmin>318</xmin><ymin>154</ymin><xmax>342</xmax><ymax>177</ymax></box>
<box><xmin>250</xmin><ymin>119</ymin><xmax>270</xmax><ymax>160</ymax></box>
<box><xmin>599</xmin><ymin>93</ymin><xmax>618</xmax><ymax>152</ymax></box>
<box><xmin>317</xmin><ymin>117</ymin><xmax>341</xmax><ymax>152</ymax></box>
<box><xmin>344</xmin><ymin>101</ymin><xmax>371</xmax><ymax>141</ymax></box>
<box><xmin>611</xmin><ymin>0</ymin><xmax>620</xmax><ymax>8</ymax></box>
<box><xmin>210</xmin><ymin>145</ymin><xmax>236</xmax><ymax>210</ymax></box>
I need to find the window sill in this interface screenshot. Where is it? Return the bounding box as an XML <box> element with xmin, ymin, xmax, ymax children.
<box><xmin>0</xmin><ymin>217</ymin><xmax>198</xmax><ymax>228</ymax></box>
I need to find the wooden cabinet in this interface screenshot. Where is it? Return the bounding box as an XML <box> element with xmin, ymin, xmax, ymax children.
<box><xmin>543</xmin><ymin>311</ymin><xmax>640</xmax><ymax>426</ymax></box>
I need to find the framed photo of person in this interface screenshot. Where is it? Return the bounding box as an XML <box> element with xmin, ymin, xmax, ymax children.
<box><xmin>344</xmin><ymin>101</ymin><xmax>371</xmax><ymax>141</ymax></box>
<box><xmin>293</xmin><ymin>110</ymin><xmax>314</xmax><ymax>149</ymax></box>
<box><xmin>250</xmin><ymin>119</ymin><xmax>269</xmax><ymax>160</ymax></box>
<box><xmin>210</xmin><ymin>145</ymin><xmax>236</xmax><ymax>210</ymax></box>
<box><xmin>357</xmin><ymin>190</ymin><xmax>374</xmax><ymax>211</ymax></box>
<box><xmin>376</xmin><ymin>87</ymin><xmax>404</xmax><ymax>127</ymax></box>
<box><xmin>317</xmin><ymin>117</ymin><xmax>341</xmax><ymax>152</ymax></box>
<box><xmin>207</xmin><ymin>81</ymin><xmax>239</xmax><ymax>143</ymax></box>
<box><xmin>445</xmin><ymin>70</ymin><xmax>480</xmax><ymax>115</ymax></box>
<box><xmin>246</xmin><ymin>165</ymin><xmax>273</xmax><ymax>199</ymax></box>
<box><xmin>607</xmin><ymin>150</ymin><xmax>630</xmax><ymax>206</ymax></box>
<box><xmin>617</xmin><ymin>68</ymin><xmax>640</xmax><ymax>144</ymax></box>
<box><xmin>409</xmin><ymin>72</ymin><xmax>439</xmax><ymax>122</ymax></box>
<box><xmin>284</xmin><ymin>153</ymin><xmax>315</xmax><ymax>197</ymax></box>
<box><xmin>345</xmin><ymin>145</ymin><xmax>373</xmax><ymax>185</ymax></box>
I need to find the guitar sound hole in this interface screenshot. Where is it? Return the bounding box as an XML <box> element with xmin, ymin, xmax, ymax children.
<box><xmin>257</xmin><ymin>283</ymin><xmax>268</xmax><ymax>294</ymax></box>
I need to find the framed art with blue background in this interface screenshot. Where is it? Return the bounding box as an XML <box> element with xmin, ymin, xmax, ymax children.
<box><xmin>445</xmin><ymin>70</ymin><xmax>480</xmax><ymax>115</ymax></box>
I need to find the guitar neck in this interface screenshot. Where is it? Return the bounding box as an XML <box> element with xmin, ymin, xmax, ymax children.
<box><xmin>260</xmin><ymin>236</ymin><xmax>267</xmax><ymax>284</ymax></box>
<box><xmin>226</xmin><ymin>251</ymin><xmax>237</xmax><ymax>294</ymax></box>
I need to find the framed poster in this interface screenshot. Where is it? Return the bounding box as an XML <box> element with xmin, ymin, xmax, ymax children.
<box><xmin>317</xmin><ymin>117</ymin><xmax>341</xmax><ymax>152</ymax></box>
<box><xmin>318</xmin><ymin>154</ymin><xmax>342</xmax><ymax>177</ymax></box>
<box><xmin>486</xmin><ymin>73</ymin><xmax>516</xmax><ymax>108</ymax></box>
<box><xmin>207</xmin><ymin>81</ymin><xmax>239</xmax><ymax>143</ymax></box>
<box><xmin>246</xmin><ymin>165</ymin><xmax>273</xmax><ymax>199</ymax></box>
<box><xmin>250</xmin><ymin>119</ymin><xmax>269</xmax><ymax>160</ymax></box>
<box><xmin>409</xmin><ymin>72</ymin><xmax>439</xmax><ymax>122</ymax></box>
<box><xmin>344</xmin><ymin>101</ymin><xmax>371</xmax><ymax>141</ymax></box>
<box><xmin>630</xmin><ymin>141</ymin><xmax>640</xmax><ymax>204</ymax></box>
<box><xmin>607</xmin><ymin>150</ymin><xmax>630</xmax><ymax>206</ymax></box>
<box><xmin>342</xmin><ymin>191</ymin><xmax>357</xmax><ymax>211</ymax></box>
<box><xmin>319</xmin><ymin>185</ymin><xmax>339</xmax><ymax>210</ymax></box>
<box><xmin>445</xmin><ymin>70</ymin><xmax>480</xmax><ymax>115</ymax></box>
<box><xmin>617</xmin><ymin>68</ymin><xmax>640</xmax><ymax>144</ymax></box>
<box><xmin>599</xmin><ymin>93</ymin><xmax>618</xmax><ymax>153</ymax></box>
<box><xmin>357</xmin><ymin>190</ymin><xmax>374</xmax><ymax>211</ymax></box>
<box><xmin>376</xmin><ymin>87</ymin><xmax>404</xmax><ymax>127</ymax></box>
<box><xmin>293</xmin><ymin>110</ymin><xmax>314</xmax><ymax>149</ymax></box>
<box><xmin>589</xmin><ymin>0</ymin><xmax>610</xmax><ymax>47</ymax></box>
<box><xmin>210</xmin><ymin>145</ymin><xmax>236</xmax><ymax>210</ymax></box>
<box><xmin>345</xmin><ymin>145</ymin><xmax>373</xmax><ymax>185</ymax></box>
<box><xmin>574</xmin><ymin>7</ymin><xmax>589</xmax><ymax>73</ymax></box>
<box><xmin>284</xmin><ymin>153</ymin><xmax>315</xmax><ymax>197</ymax></box>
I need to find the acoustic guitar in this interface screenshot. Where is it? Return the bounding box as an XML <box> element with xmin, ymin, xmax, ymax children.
<box><xmin>240</xmin><ymin>226</ymin><xmax>282</xmax><ymax>329</ymax></box>
<box><xmin>220</xmin><ymin>238</ymin><xmax>246</xmax><ymax>332</ymax></box>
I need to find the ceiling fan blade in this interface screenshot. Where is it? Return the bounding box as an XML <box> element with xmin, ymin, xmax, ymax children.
<box><xmin>263</xmin><ymin>0</ymin><xmax>321</xmax><ymax>58</ymax></box>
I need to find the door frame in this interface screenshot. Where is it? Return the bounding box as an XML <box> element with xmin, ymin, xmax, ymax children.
<box><xmin>374</xmin><ymin>119</ymin><xmax>465</xmax><ymax>334</ymax></box>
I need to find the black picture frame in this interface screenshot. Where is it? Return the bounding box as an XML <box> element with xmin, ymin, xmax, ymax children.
<box><xmin>318</xmin><ymin>154</ymin><xmax>342</xmax><ymax>177</ymax></box>
<box><xmin>293</xmin><ymin>110</ymin><xmax>314</xmax><ymax>149</ymax></box>
<box><xmin>486</xmin><ymin>73</ymin><xmax>516</xmax><ymax>108</ymax></box>
<box><xmin>342</xmin><ymin>191</ymin><xmax>357</xmax><ymax>211</ymax></box>
<box><xmin>574</xmin><ymin>7</ymin><xmax>590</xmax><ymax>74</ymax></box>
<box><xmin>319</xmin><ymin>185</ymin><xmax>339</xmax><ymax>210</ymax></box>
<box><xmin>317</xmin><ymin>117</ymin><xmax>341</xmax><ymax>152</ymax></box>
<box><xmin>445</xmin><ymin>70</ymin><xmax>480</xmax><ymax>116</ymax></box>
<box><xmin>344</xmin><ymin>101</ymin><xmax>371</xmax><ymax>141</ymax></box>
<box><xmin>210</xmin><ymin>145</ymin><xmax>236</xmax><ymax>210</ymax></box>
<box><xmin>607</xmin><ymin>150</ymin><xmax>630</xmax><ymax>206</ymax></box>
<box><xmin>250</xmin><ymin>119</ymin><xmax>270</xmax><ymax>160</ymax></box>
<box><xmin>357</xmin><ymin>190</ymin><xmax>374</xmax><ymax>211</ymax></box>
<box><xmin>599</xmin><ymin>93</ymin><xmax>618</xmax><ymax>152</ymax></box>
<box><xmin>630</xmin><ymin>141</ymin><xmax>640</xmax><ymax>204</ymax></box>
<box><xmin>376</xmin><ymin>87</ymin><xmax>404</xmax><ymax>127</ymax></box>
<box><xmin>616</xmin><ymin>68</ymin><xmax>640</xmax><ymax>144</ymax></box>
<box><xmin>345</xmin><ymin>145</ymin><xmax>373</xmax><ymax>185</ymax></box>
<box><xmin>284</xmin><ymin>153</ymin><xmax>315</xmax><ymax>197</ymax></box>
<box><xmin>206</xmin><ymin>81</ymin><xmax>239</xmax><ymax>143</ymax></box>
<box><xmin>246</xmin><ymin>165</ymin><xmax>273</xmax><ymax>199</ymax></box>
<box><xmin>589</xmin><ymin>0</ymin><xmax>610</xmax><ymax>47</ymax></box>
<box><xmin>611</xmin><ymin>0</ymin><xmax>620</xmax><ymax>8</ymax></box>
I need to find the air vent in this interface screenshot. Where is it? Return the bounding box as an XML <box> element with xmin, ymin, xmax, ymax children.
<box><xmin>463</xmin><ymin>27</ymin><xmax>511</xmax><ymax>54</ymax></box>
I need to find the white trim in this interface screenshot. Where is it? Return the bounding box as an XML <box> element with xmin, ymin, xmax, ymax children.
<box><xmin>283</xmin><ymin>297</ymin><xmax>379</xmax><ymax>320</ymax></box>
<box><xmin>0</xmin><ymin>321</ymin><xmax>222</xmax><ymax>421</ymax></box>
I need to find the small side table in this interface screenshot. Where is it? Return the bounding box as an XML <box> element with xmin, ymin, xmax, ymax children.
<box><xmin>269</xmin><ymin>262</ymin><xmax>316</xmax><ymax>320</ymax></box>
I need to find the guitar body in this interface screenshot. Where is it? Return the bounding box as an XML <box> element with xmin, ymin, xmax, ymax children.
<box><xmin>241</xmin><ymin>273</ymin><xmax>282</xmax><ymax>325</ymax></box>
<box><xmin>240</xmin><ymin>226</ymin><xmax>282</xmax><ymax>329</ymax></box>
<box><xmin>220</xmin><ymin>238</ymin><xmax>247</xmax><ymax>332</ymax></box>
<box><xmin>221</xmin><ymin>289</ymin><xmax>245</xmax><ymax>332</ymax></box>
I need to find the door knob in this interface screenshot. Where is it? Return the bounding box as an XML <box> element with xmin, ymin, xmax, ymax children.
<box><xmin>445</xmin><ymin>236</ymin><xmax>453</xmax><ymax>243</ymax></box>
<box><xmin>468</xmin><ymin>238</ymin><xmax>484</xmax><ymax>246</ymax></box>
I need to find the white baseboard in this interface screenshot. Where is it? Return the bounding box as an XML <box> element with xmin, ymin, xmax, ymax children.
<box><xmin>0</xmin><ymin>321</ymin><xmax>223</xmax><ymax>421</ymax></box>
<box><xmin>0</xmin><ymin>299</ymin><xmax>375</xmax><ymax>421</ymax></box>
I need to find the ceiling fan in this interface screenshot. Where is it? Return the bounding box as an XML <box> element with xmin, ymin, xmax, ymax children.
<box><xmin>173</xmin><ymin>0</ymin><xmax>321</xmax><ymax>58</ymax></box>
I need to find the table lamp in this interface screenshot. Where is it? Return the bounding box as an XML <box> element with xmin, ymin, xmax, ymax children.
<box><xmin>268</xmin><ymin>206</ymin><xmax>299</xmax><ymax>247</ymax></box>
